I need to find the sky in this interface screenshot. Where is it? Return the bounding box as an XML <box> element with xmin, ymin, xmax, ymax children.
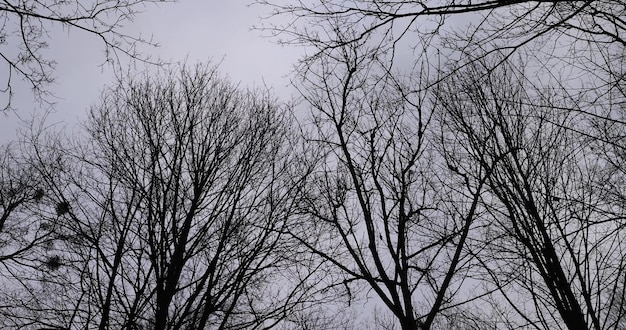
<box><xmin>0</xmin><ymin>1</ymin><xmax>303</xmax><ymax>143</ymax></box>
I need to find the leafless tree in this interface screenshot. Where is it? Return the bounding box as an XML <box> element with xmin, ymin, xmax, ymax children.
<box><xmin>0</xmin><ymin>128</ymin><xmax>73</xmax><ymax>328</ymax></box>
<box><xmin>287</xmin><ymin>29</ymin><xmax>495</xmax><ymax>328</ymax></box>
<box><xmin>435</xmin><ymin>53</ymin><xmax>626</xmax><ymax>330</ymax></box>
<box><xmin>0</xmin><ymin>63</ymin><xmax>313</xmax><ymax>329</ymax></box>
<box><xmin>0</xmin><ymin>0</ymin><xmax>174</xmax><ymax>112</ymax></box>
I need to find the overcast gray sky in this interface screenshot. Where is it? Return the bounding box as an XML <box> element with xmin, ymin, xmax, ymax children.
<box><xmin>0</xmin><ymin>1</ymin><xmax>302</xmax><ymax>143</ymax></box>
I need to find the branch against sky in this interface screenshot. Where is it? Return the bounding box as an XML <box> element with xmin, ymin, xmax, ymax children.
<box><xmin>256</xmin><ymin>1</ymin><xmax>624</xmax><ymax>98</ymax></box>
<box><xmin>0</xmin><ymin>63</ymin><xmax>314</xmax><ymax>330</ymax></box>
<box><xmin>0</xmin><ymin>141</ymin><xmax>58</xmax><ymax>279</ymax></box>
<box><xmin>256</xmin><ymin>1</ymin><xmax>626</xmax><ymax>328</ymax></box>
<box><xmin>256</xmin><ymin>1</ymin><xmax>624</xmax><ymax>55</ymax></box>
<box><xmin>436</xmin><ymin>53</ymin><xmax>626</xmax><ymax>330</ymax></box>
<box><xmin>288</xmin><ymin>31</ymin><xmax>495</xmax><ymax>329</ymax></box>
<box><xmin>0</xmin><ymin>0</ymin><xmax>175</xmax><ymax>112</ymax></box>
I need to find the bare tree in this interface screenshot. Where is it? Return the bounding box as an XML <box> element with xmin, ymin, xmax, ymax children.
<box><xmin>0</xmin><ymin>128</ymin><xmax>74</xmax><ymax>328</ymax></box>
<box><xmin>254</xmin><ymin>1</ymin><xmax>626</xmax><ymax>328</ymax></box>
<box><xmin>0</xmin><ymin>0</ymin><xmax>174</xmax><ymax>111</ymax></box>
<box><xmin>0</xmin><ymin>63</ymin><xmax>312</xmax><ymax>329</ymax></box>
<box><xmin>251</xmin><ymin>1</ymin><xmax>626</xmax><ymax>328</ymax></box>
<box><xmin>435</xmin><ymin>53</ymin><xmax>626</xmax><ymax>330</ymax></box>
<box><xmin>287</xmin><ymin>29</ymin><xmax>495</xmax><ymax>328</ymax></box>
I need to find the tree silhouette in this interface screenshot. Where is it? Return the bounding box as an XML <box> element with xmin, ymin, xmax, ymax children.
<box><xmin>0</xmin><ymin>63</ymin><xmax>313</xmax><ymax>330</ymax></box>
<box><xmin>436</xmin><ymin>53</ymin><xmax>626</xmax><ymax>329</ymax></box>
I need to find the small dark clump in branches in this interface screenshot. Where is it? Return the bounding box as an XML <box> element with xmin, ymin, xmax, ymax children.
<box><xmin>45</xmin><ymin>255</ymin><xmax>62</xmax><ymax>271</ymax></box>
<box><xmin>55</xmin><ymin>201</ymin><xmax>69</xmax><ymax>216</ymax></box>
<box><xmin>33</xmin><ymin>188</ymin><xmax>44</xmax><ymax>201</ymax></box>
